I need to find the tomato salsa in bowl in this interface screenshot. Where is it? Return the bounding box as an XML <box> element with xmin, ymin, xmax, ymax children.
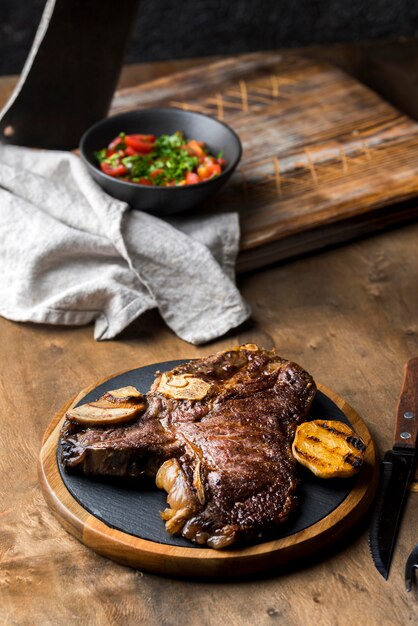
<box><xmin>80</xmin><ymin>108</ymin><xmax>242</xmax><ymax>215</ymax></box>
<box><xmin>95</xmin><ymin>131</ymin><xmax>227</xmax><ymax>186</ymax></box>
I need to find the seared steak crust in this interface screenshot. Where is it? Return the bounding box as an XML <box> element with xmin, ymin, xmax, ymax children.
<box><xmin>60</xmin><ymin>345</ymin><xmax>316</xmax><ymax>548</ymax></box>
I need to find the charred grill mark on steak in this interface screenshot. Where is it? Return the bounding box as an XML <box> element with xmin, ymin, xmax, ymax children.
<box><xmin>59</xmin><ymin>345</ymin><xmax>316</xmax><ymax>549</ymax></box>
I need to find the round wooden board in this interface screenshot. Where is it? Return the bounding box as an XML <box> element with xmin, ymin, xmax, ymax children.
<box><xmin>38</xmin><ymin>365</ymin><xmax>378</xmax><ymax>579</ymax></box>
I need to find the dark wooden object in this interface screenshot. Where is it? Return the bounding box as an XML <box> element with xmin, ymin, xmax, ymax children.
<box><xmin>0</xmin><ymin>0</ymin><xmax>139</xmax><ymax>149</ymax></box>
<box><xmin>110</xmin><ymin>52</ymin><xmax>418</xmax><ymax>271</ymax></box>
<box><xmin>39</xmin><ymin>367</ymin><xmax>377</xmax><ymax>579</ymax></box>
<box><xmin>394</xmin><ymin>358</ymin><xmax>418</xmax><ymax>450</ymax></box>
<box><xmin>313</xmin><ymin>38</ymin><xmax>418</xmax><ymax>124</ymax></box>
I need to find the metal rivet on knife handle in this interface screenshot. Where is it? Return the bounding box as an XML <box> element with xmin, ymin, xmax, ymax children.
<box><xmin>404</xmin><ymin>411</ymin><xmax>414</xmax><ymax>419</ymax></box>
<box><xmin>400</xmin><ymin>432</ymin><xmax>411</xmax><ymax>440</ymax></box>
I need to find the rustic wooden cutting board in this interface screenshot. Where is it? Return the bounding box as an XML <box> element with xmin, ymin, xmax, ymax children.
<box><xmin>110</xmin><ymin>52</ymin><xmax>418</xmax><ymax>271</ymax></box>
<box><xmin>38</xmin><ymin>362</ymin><xmax>378</xmax><ymax>579</ymax></box>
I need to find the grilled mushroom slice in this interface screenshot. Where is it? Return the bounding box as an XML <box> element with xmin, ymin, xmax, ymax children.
<box><xmin>66</xmin><ymin>386</ymin><xmax>146</xmax><ymax>426</ymax></box>
<box><xmin>156</xmin><ymin>373</ymin><xmax>211</xmax><ymax>401</ymax></box>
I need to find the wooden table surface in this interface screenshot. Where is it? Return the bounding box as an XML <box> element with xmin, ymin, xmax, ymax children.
<box><xmin>1</xmin><ymin>40</ymin><xmax>418</xmax><ymax>625</ymax></box>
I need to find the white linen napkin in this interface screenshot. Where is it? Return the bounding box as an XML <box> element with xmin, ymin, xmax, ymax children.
<box><xmin>0</xmin><ymin>145</ymin><xmax>250</xmax><ymax>343</ymax></box>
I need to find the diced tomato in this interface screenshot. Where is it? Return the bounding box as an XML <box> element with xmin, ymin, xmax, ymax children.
<box><xmin>125</xmin><ymin>134</ymin><xmax>155</xmax><ymax>154</ymax></box>
<box><xmin>136</xmin><ymin>134</ymin><xmax>156</xmax><ymax>142</ymax></box>
<box><xmin>124</xmin><ymin>146</ymin><xmax>138</xmax><ymax>156</ymax></box>
<box><xmin>150</xmin><ymin>168</ymin><xmax>163</xmax><ymax>178</ymax></box>
<box><xmin>108</xmin><ymin>135</ymin><xmax>126</xmax><ymax>152</ymax></box>
<box><xmin>217</xmin><ymin>157</ymin><xmax>226</xmax><ymax>168</ymax></box>
<box><xmin>186</xmin><ymin>140</ymin><xmax>205</xmax><ymax>157</ymax></box>
<box><xmin>125</xmin><ymin>138</ymin><xmax>153</xmax><ymax>154</ymax></box>
<box><xmin>197</xmin><ymin>162</ymin><xmax>221</xmax><ymax>180</ymax></box>
<box><xmin>100</xmin><ymin>162</ymin><xmax>128</xmax><ymax>177</ymax></box>
<box><xmin>106</xmin><ymin>147</ymin><xmax>127</xmax><ymax>158</ymax></box>
<box><xmin>137</xmin><ymin>178</ymin><xmax>152</xmax><ymax>186</ymax></box>
<box><xmin>185</xmin><ymin>172</ymin><xmax>200</xmax><ymax>185</ymax></box>
<box><xmin>197</xmin><ymin>164</ymin><xmax>211</xmax><ymax>180</ymax></box>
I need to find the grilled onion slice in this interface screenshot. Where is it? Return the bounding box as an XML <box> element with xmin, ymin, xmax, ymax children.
<box><xmin>156</xmin><ymin>459</ymin><xmax>198</xmax><ymax>534</ymax></box>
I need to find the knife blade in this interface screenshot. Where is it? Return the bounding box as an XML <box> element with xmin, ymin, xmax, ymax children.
<box><xmin>369</xmin><ymin>357</ymin><xmax>418</xmax><ymax>579</ymax></box>
<box><xmin>0</xmin><ymin>0</ymin><xmax>139</xmax><ymax>149</ymax></box>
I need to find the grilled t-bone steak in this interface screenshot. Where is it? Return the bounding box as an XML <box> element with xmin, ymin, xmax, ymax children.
<box><xmin>60</xmin><ymin>345</ymin><xmax>316</xmax><ymax>549</ymax></box>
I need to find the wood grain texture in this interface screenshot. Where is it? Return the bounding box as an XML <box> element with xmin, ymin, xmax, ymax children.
<box><xmin>1</xmin><ymin>222</ymin><xmax>418</xmax><ymax>623</ymax></box>
<box><xmin>2</xmin><ymin>49</ymin><xmax>418</xmax><ymax>625</ymax></box>
<box><xmin>38</xmin><ymin>378</ymin><xmax>377</xmax><ymax>579</ymax></box>
<box><xmin>109</xmin><ymin>51</ymin><xmax>418</xmax><ymax>271</ymax></box>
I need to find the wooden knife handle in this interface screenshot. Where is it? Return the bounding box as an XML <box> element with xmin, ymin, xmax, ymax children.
<box><xmin>394</xmin><ymin>357</ymin><xmax>418</xmax><ymax>450</ymax></box>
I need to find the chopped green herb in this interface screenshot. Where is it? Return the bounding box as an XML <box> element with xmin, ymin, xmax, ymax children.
<box><xmin>94</xmin><ymin>149</ymin><xmax>107</xmax><ymax>163</ymax></box>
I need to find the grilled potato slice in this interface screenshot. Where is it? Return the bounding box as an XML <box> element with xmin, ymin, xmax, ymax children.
<box><xmin>292</xmin><ymin>420</ymin><xmax>366</xmax><ymax>478</ymax></box>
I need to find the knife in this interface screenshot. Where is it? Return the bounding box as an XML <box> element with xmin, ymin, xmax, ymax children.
<box><xmin>369</xmin><ymin>357</ymin><xmax>418</xmax><ymax>579</ymax></box>
<box><xmin>0</xmin><ymin>0</ymin><xmax>139</xmax><ymax>149</ymax></box>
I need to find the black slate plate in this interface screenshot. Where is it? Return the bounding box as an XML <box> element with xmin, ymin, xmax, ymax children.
<box><xmin>58</xmin><ymin>360</ymin><xmax>357</xmax><ymax>549</ymax></box>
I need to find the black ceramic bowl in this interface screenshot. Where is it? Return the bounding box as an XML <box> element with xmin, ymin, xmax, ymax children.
<box><xmin>79</xmin><ymin>108</ymin><xmax>242</xmax><ymax>216</ymax></box>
